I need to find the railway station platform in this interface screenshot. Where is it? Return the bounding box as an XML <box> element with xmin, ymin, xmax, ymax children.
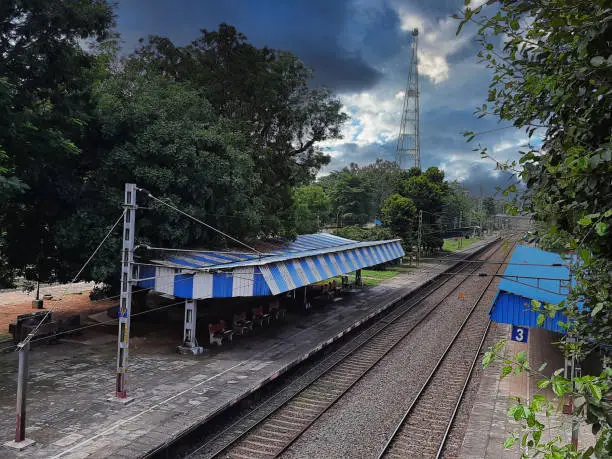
<box><xmin>459</xmin><ymin>325</ymin><xmax>597</xmax><ymax>458</ymax></box>
<box><xmin>0</xmin><ymin>238</ymin><xmax>494</xmax><ymax>459</ymax></box>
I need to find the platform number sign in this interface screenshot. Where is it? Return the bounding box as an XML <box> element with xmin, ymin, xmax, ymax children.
<box><xmin>511</xmin><ymin>325</ymin><xmax>529</xmax><ymax>343</ymax></box>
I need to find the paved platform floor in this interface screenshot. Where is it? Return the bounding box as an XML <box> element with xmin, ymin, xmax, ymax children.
<box><xmin>0</xmin><ymin>239</ymin><xmax>493</xmax><ymax>459</ymax></box>
<box><xmin>459</xmin><ymin>325</ymin><xmax>597</xmax><ymax>458</ymax></box>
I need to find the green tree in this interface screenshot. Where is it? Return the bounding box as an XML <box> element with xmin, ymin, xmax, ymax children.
<box><xmin>333</xmin><ymin>226</ymin><xmax>395</xmax><ymax>242</ymax></box>
<box><xmin>398</xmin><ymin>173</ymin><xmax>445</xmax><ymax>214</ymax></box>
<box><xmin>457</xmin><ymin>0</ymin><xmax>612</xmax><ymax>455</ymax></box>
<box><xmin>292</xmin><ymin>185</ymin><xmax>331</xmax><ymax>234</ymax></box>
<box><xmin>54</xmin><ymin>65</ymin><xmax>264</xmax><ymax>284</ymax></box>
<box><xmin>442</xmin><ymin>181</ymin><xmax>471</xmax><ymax>230</ymax></box>
<box><xmin>380</xmin><ymin>194</ymin><xmax>416</xmax><ymax>242</ymax></box>
<box><xmin>483</xmin><ymin>196</ymin><xmax>496</xmax><ymax>217</ymax></box>
<box><xmin>132</xmin><ymin>25</ymin><xmax>348</xmax><ymax>233</ymax></box>
<box><xmin>0</xmin><ymin>0</ymin><xmax>114</xmax><ymax>285</ymax></box>
<box><xmin>355</xmin><ymin>159</ymin><xmax>403</xmax><ymax>218</ymax></box>
<box><xmin>321</xmin><ymin>169</ymin><xmax>371</xmax><ymax>226</ymax></box>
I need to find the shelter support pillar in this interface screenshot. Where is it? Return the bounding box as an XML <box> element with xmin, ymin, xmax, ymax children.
<box><xmin>303</xmin><ymin>286</ymin><xmax>311</xmax><ymax>311</ymax></box>
<box><xmin>178</xmin><ymin>299</ymin><xmax>204</xmax><ymax>355</ymax></box>
<box><xmin>355</xmin><ymin>269</ymin><xmax>362</xmax><ymax>287</ymax></box>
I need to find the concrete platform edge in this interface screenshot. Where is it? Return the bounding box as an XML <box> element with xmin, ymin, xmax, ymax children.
<box><xmin>144</xmin><ymin>239</ymin><xmax>498</xmax><ymax>457</ymax></box>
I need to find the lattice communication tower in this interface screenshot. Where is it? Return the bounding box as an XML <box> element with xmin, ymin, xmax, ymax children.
<box><xmin>395</xmin><ymin>28</ymin><xmax>420</xmax><ymax>170</ymax></box>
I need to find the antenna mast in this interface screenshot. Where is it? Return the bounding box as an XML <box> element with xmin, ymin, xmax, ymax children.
<box><xmin>395</xmin><ymin>28</ymin><xmax>420</xmax><ymax>170</ymax></box>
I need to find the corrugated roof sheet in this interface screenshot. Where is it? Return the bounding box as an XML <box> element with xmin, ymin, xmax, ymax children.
<box><xmin>136</xmin><ymin>233</ymin><xmax>405</xmax><ymax>299</ymax></box>
<box><xmin>489</xmin><ymin>244</ymin><xmax>574</xmax><ymax>333</ymax></box>
<box><xmin>498</xmin><ymin>244</ymin><xmax>571</xmax><ymax>305</ymax></box>
<box><xmin>153</xmin><ymin>233</ymin><xmax>397</xmax><ymax>271</ymax></box>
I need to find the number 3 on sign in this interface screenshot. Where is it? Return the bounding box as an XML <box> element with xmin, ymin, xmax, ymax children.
<box><xmin>511</xmin><ymin>325</ymin><xmax>529</xmax><ymax>343</ymax></box>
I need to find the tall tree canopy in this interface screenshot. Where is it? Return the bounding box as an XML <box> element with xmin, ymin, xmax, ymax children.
<box><xmin>131</xmin><ymin>24</ymin><xmax>348</xmax><ymax>234</ymax></box>
<box><xmin>0</xmin><ymin>0</ymin><xmax>114</xmax><ymax>284</ymax></box>
<box><xmin>0</xmin><ymin>13</ymin><xmax>348</xmax><ymax>287</ymax></box>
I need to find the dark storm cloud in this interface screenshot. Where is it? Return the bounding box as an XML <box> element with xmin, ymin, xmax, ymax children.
<box><xmin>114</xmin><ymin>0</ymin><xmax>398</xmax><ymax>91</ymax></box>
<box><xmin>459</xmin><ymin>162</ymin><xmax>523</xmax><ymax>196</ymax></box>
<box><xmin>114</xmin><ymin>0</ymin><xmax>523</xmax><ymax>194</ymax></box>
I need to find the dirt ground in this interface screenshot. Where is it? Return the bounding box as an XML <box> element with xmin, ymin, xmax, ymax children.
<box><xmin>0</xmin><ymin>282</ymin><xmax>116</xmax><ymax>340</ymax></box>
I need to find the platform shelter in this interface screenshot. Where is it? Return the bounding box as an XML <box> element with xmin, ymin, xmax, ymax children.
<box><xmin>136</xmin><ymin>233</ymin><xmax>405</xmax><ymax>352</ymax></box>
<box><xmin>488</xmin><ymin>244</ymin><xmax>573</xmax><ymax>335</ymax></box>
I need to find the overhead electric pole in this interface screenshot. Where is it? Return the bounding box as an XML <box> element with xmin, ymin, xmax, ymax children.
<box><xmin>416</xmin><ymin>209</ymin><xmax>423</xmax><ymax>266</ymax></box>
<box><xmin>116</xmin><ymin>183</ymin><xmax>137</xmax><ymax>400</ymax></box>
<box><xmin>395</xmin><ymin>28</ymin><xmax>421</xmax><ymax>170</ymax></box>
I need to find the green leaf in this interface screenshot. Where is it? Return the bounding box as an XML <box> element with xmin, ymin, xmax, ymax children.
<box><xmin>537</xmin><ymin>313</ymin><xmax>545</xmax><ymax>327</ymax></box>
<box><xmin>537</xmin><ymin>379</ymin><xmax>551</xmax><ymax>389</ymax></box>
<box><xmin>591</xmin><ymin>302</ymin><xmax>604</xmax><ymax>317</ymax></box>
<box><xmin>504</xmin><ymin>434</ymin><xmax>516</xmax><ymax>449</ymax></box>
<box><xmin>595</xmin><ymin>222</ymin><xmax>608</xmax><ymax>236</ymax></box>
<box><xmin>516</xmin><ymin>350</ymin><xmax>527</xmax><ymax>364</ymax></box>
<box><xmin>588</xmin><ymin>383</ymin><xmax>602</xmax><ymax>401</ymax></box>
<box><xmin>533</xmin><ymin>429</ymin><xmax>542</xmax><ymax>444</ymax></box>
<box><xmin>538</xmin><ymin>362</ymin><xmax>547</xmax><ymax>372</ymax></box>
<box><xmin>510</xmin><ymin>19</ymin><xmax>519</xmax><ymax>30</ymax></box>
<box><xmin>501</xmin><ymin>365</ymin><xmax>513</xmax><ymax>379</ymax></box>
<box><xmin>590</xmin><ymin>56</ymin><xmax>605</xmax><ymax>66</ymax></box>
<box><xmin>552</xmin><ymin>376</ymin><xmax>570</xmax><ymax>396</ymax></box>
<box><xmin>578</xmin><ymin>216</ymin><xmax>592</xmax><ymax>226</ymax></box>
<box><xmin>482</xmin><ymin>351</ymin><xmax>494</xmax><ymax>368</ymax></box>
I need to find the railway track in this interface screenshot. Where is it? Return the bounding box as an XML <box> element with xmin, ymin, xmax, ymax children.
<box><xmin>194</xmin><ymin>239</ymin><xmax>507</xmax><ymax>459</ymax></box>
<box><xmin>377</xmin><ymin>240</ymin><xmax>515</xmax><ymax>459</ymax></box>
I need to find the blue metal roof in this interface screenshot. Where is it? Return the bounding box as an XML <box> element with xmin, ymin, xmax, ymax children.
<box><xmin>490</xmin><ymin>291</ymin><xmax>568</xmax><ymax>333</ymax></box>
<box><xmin>497</xmin><ymin>245</ymin><xmax>571</xmax><ymax>305</ymax></box>
<box><xmin>155</xmin><ymin>233</ymin><xmax>364</xmax><ymax>270</ymax></box>
<box><xmin>136</xmin><ymin>233</ymin><xmax>405</xmax><ymax>299</ymax></box>
<box><xmin>489</xmin><ymin>244</ymin><xmax>573</xmax><ymax>333</ymax></box>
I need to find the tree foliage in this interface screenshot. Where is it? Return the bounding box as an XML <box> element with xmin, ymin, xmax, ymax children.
<box><xmin>332</xmin><ymin>225</ymin><xmax>395</xmax><ymax>242</ymax></box>
<box><xmin>0</xmin><ymin>12</ymin><xmax>349</xmax><ymax>287</ymax></box>
<box><xmin>292</xmin><ymin>185</ymin><xmax>331</xmax><ymax>235</ymax></box>
<box><xmin>457</xmin><ymin>0</ymin><xmax>612</xmax><ymax>455</ymax></box>
<box><xmin>380</xmin><ymin>193</ymin><xmax>416</xmax><ymax>242</ymax></box>
<box><xmin>0</xmin><ymin>0</ymin><xmax>115</xmax><ymax>285</ymax></box>
<box><xmin>131</xmin><ymin>24</ymin><xmax>348</xmax><ymax>233</ymax></box>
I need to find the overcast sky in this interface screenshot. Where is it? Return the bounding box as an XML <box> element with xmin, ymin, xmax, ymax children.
<box><xmin>115</xmin><ymin>0</ymin><xmax>527</xmax><ymax>195</ymax></box>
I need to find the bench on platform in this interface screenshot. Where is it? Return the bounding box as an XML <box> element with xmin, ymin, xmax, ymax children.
<box><xmin>269</xmin><ymin>300</ymin><xmax>286</xmax><ymax>321</ymax></box>
<box><xmin>208</xmin><ymin>321</ymin><xmax>233</xmax><ymax>346</ymax></box>
<box><xmin>232</xmin><ymin>312</ymin><xmax>253</xmax><ymax>335</ymax></box>
<box><xmin>252</xmin><ymin>306</ymin><xmax>270</xmax><ymax>327</ymax></box>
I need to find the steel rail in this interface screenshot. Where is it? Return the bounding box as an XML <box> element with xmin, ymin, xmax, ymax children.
<box><xmin>435</xmin><ymin>320</ymin><xmax>492</xmax><ymax>459</ymax></box>
<box><xmin>377</xmin><ymin>240</ymin><xmax>516</xmax><ymax>459</ymax></box>
<box><xmin>434</xmin><ymin>240</ymin><xmax>518</xmax><ymax>458</ymax></box>
<box><xmin>174</xmin><ymin>241</ymin><xmax>494</xmax><ymax>459</ymax></box>
<box><xmin>208</xmin><ymin>240</ymin><xmax>506</xmax><ymax>459</ymax></box>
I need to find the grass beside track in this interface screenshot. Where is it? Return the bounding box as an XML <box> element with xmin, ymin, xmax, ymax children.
<box><xmin>316</xmin><ymin>269</ymin><xmax>399</xmax><ymax>286</ymax></box>
<box><xmin>443</xmin><ymin>237</ymin><xmax>482</xmax><ymax>252</ymax></box>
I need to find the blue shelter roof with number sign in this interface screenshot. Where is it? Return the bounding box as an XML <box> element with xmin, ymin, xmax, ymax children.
<box><xmin>488</xmin><ymin>245</ymin><xmax>573</xmax><ymax>333</ymax></box>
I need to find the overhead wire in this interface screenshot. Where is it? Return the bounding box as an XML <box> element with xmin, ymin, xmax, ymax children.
<box><xmin>142</xmin><ymin>190</ymin><xmax>263</xmax><ymax>255</ymax></box>
<box><xmin>19</xmin><ymin>210</ymin><xmax>126</xmax><ymax>348</ymax></box>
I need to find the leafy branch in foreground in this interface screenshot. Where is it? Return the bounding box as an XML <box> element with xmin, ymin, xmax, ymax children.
<box><xmin>455</xmin><ymin>0</ymin><xmax>611</xmax><ymax>454</ymax></box>
<box><xmin>482</xmin><ymin>340</ymin><xmax>612</xmax><ymax>457</ymax></box>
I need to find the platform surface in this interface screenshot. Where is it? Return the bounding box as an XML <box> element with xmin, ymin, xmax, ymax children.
<box><xmin>459</xmin><ymin>325</ymin><xmax>597</xmax><ymax>458</ymax></box>
<box><xmin>0</xmin><ymin>239</ymin><xmax>493</xmax><ymax>459</ymax></box>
